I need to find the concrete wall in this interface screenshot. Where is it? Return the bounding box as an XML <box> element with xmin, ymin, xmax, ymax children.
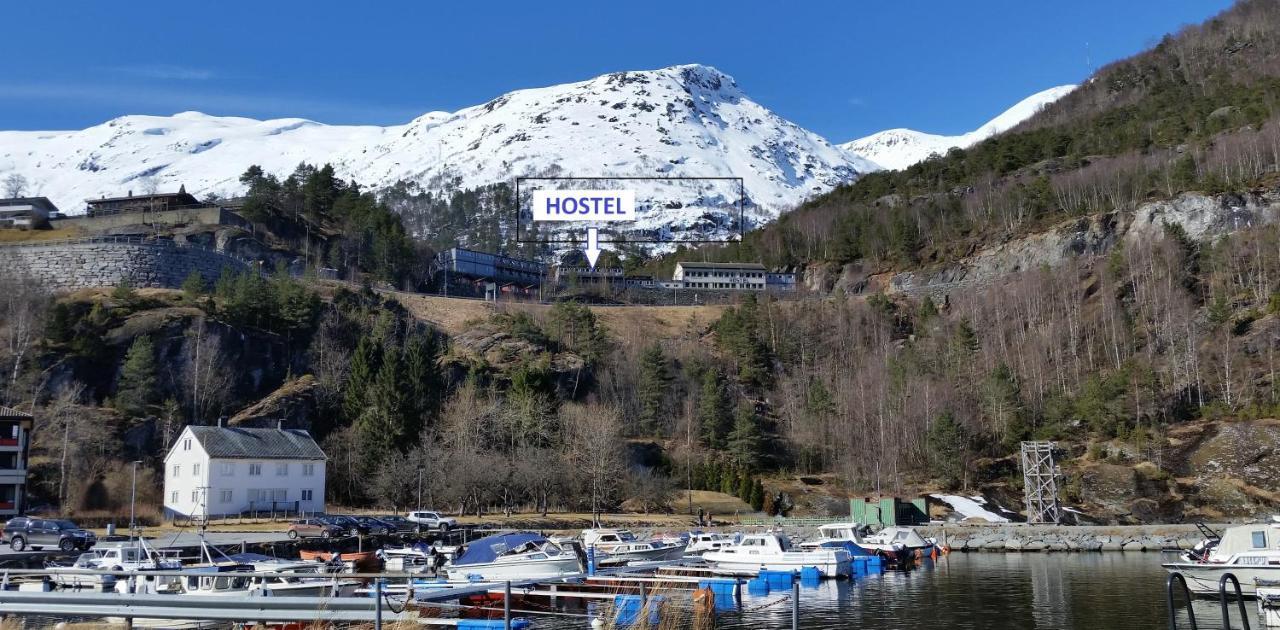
<box><xmin>49</xmin><ymin>206</ymin><xmax>250</xmax><ymax>234</ymax></box>
<box><xmin>0</xmin><ymin>238</ymin><xmax>249</xmax><ymax>290</ymax></box>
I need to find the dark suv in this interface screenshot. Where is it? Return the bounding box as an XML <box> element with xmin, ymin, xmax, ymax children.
<box><xmin>5</xmin><ymin>517</ymin><xmax>97</xmax><ymax>552</ymax></box>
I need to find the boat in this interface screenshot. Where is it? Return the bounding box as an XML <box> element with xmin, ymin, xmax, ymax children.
<box><xmin>799</xmin><ymin>523</ymin><xmax>881</xmax><ymax>557</ymax></box>
<box><xmin>581</xmin><ymin>528</ymin><xmax>686</xmax><ymax>564</ymax></box>
<box><xmin>860</xmin><ymin>526</ymin><xmax>937</xmax><ymax>559</ymax></box>
<box><xmin>222</xmin><ymin>552</ymin><xmax>360</xmax><ymax>597</ymax></box>
<box><xmin>1163</xmin><ymin>518</ymin><xmax>1280</xmax><ymax>596</ymax></box>
<box><xmin>377</xmin><ymin>543</ymin><xmax>444</xmax><ymax>572</ymax></box>
<box><xmin>299</xmin><ymin>548</ymin><xmax>379</xmax><ymax>571</ymax></box>
<box><xmin>45</xmin><ymin>539</ymin><xmax>183</xmax><ymax>590</ymax></box>
<box><xmin>702</xmin><ymin>532</ymin><xmax>852</xmax><ymax>577</ymax></box>
<box><xmin>445</xmin><ymin>532</ymin><xmax>583</xmax><ymax>581</ymax></box>
<box><xmin>685</xmin><ymin>532</ymin><xmax>738</xmax><ymax>557</ymax></box>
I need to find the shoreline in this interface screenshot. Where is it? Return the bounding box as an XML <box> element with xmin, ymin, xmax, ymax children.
<box><xmin>919</xmin><ymin>523</ymin><xmax>1207</xmax><ymax>553</ymax></box>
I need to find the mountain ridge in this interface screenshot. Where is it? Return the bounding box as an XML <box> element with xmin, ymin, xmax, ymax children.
<box><xmin>841</xmin><ymin>85</ymin><xmax>1077</xmax><ymax>171</ymax></box>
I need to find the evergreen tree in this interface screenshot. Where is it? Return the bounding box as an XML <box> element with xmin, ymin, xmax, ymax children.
<box><xmin>359</xmin><ymin>348</ymin><xmax>407</xmax><ymax>454</ymax></box>
<box><xmin>116</xmin><ymin>335</ymin><xmax>158</xmax><ymax>416</ymax></box>
<box><xmin>636</xmin><ymin>343</ymin><xmax>671</xmax><ymax>435</ymax></box>
<box><xmin>697</xmin><ymin>369</ymin><xmax>731</xmax><ymax>448</ymax></box>
<box><xmin>181</xmin><ymin>270</ymin><xmax>206</xmax><ymax>302</ymax></box>
<box><xmin>403</xmin><ymin>331</ymin><xmax>442</xmax><ymax>439</ymax></box>
<box><xmin>927</xmin><ymin>413</ymin><xmax>968</xmax><ymax>489</ymax></box>
<box><xmin>343</xmin><ymin>335</ymin><xmax>381</xmax><ymax>423</ymax></box>
<box><xmin>727</xmin><ymin>403</ymin><xmax>764</xmax><ymax>470</ymax></box>
<box><xmin>750</xmin><ymin>479</ymin><xmax>765</xmax><ymax>511</ymax></box>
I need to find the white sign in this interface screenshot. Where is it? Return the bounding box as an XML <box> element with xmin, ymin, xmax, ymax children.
<box><xmin>531</xmin><ymin>190</ymin><xmax>634</xmax><ymax>222</ymax></box>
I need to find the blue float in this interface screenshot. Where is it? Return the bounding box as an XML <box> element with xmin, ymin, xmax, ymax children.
<box><xmin>458</xmin><ymin>620</ymin><xmax>531</xmax><ymax>630</ymax></box>
<box><xmin>614</xmin><ymin>594</ymin><xmax>666</xmax><ymax>627</ymax></box>
<box><xmin>747</xmin><ymin>577</ymin><xmax>770</xmax><ymax>594</ymax></box>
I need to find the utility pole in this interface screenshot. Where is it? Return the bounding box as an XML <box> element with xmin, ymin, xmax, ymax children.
<box><xmin>129</xmin><ymin>460</ymin><xmax>142</xmax><ymax>538</ymax></box>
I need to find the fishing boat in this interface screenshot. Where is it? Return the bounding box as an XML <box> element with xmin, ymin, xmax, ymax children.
<box><xmin>46</xmin><ymin>539</ymin><xmax>183</xmax><ymax>590</ymax></box>
<box><xmin>799</xmin><ymin>523</ymin><xmax>880</xmax><ymax>557</ymax></box>
<box><xmin>581</xmin><ymin>528</ymin><xmax>686</xmax><ymax>564</ymax></box>
<box><xmin>1163</xmin><ymin>519</ymin><xmax>1280</xmax><ymax>596</ymax></box>
<box><xmin>702</xmin><ymin>532</ymin><xmax>852</xmax><ymax>577</ymax></box>
<box><xmin>222</xmin><ymin>552</ymin><xmax>360</xmax><ymax>597</ymax></box>
<box><xmin>446</xmin><ymin>532</ymin><xmax>583</xmax><ymax>581</ymax></box>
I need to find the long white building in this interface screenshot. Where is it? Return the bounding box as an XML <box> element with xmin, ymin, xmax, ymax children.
<box><xmin>163</xmin><ymin>425</ymin><xmax>327</xmax><ymax>520</ymax></box>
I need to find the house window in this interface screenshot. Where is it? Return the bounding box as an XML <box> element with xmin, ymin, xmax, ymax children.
<box><xmin>270</xmin><ymin>489</ymin><xmax>287</xmax><ymax>502</ymax></box>
<box><xmin>219</xmin><ymin>490</ymin><xmax>232</xmax><ymax>504</ymax></box>
<box><xmin>170</xmin><ymin>491</ymin><xmax>177</xmax><ymax>503</ymax></box>
<box><xmin>221</xmin><ymin>463</ymin><xmax>233</xmax><ymax>476</ymax></box>
<box><xmin>302</xmin><ymin>463</ymin><xmax>315</xmax><ymax>476</ymax></box>
<box><xmin>249</xmin><ymin>463</ymin><xmax>262</xmax><ymax>476</ymax></box>
<box><xmin>193</xmin><ymin>463</ymin><xmax>201</xmax><ymax>476</ymax></box>
<box><xmin>183</xmin><ymin>438</ymin><xmax>191</xmax><ymax>451</ymax></box>
<box><xmin>301</xmin><ymin>489</ymin><xmax>313</xmax><ymax>501</ymax></box>
<box><xmin>172</xmin><ymin>464</ymin><xmax>180</xmax><ymax>478</ymax></box>
<box><xmin>276</xmin><ymin>462</ymin><xmax>288</xmax><ymax>476</ymax></box>
<box><xmin>191</xmin><ymin>490</ymin><xmax>200</xmax><ymax>502</ymax></box>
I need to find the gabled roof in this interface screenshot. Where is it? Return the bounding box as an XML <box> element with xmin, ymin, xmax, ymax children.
<box><xmin>184</xmin><ymin>426</ymin><xmax>325</xmax><ymax>460</ymax></box>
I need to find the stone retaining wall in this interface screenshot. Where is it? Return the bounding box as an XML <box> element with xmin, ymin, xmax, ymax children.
<box><xmin>920</xmin><ymin>523</ymin><xmax>1207</xmax><ymax>552</ymax></box>
<box><xmin>0</xmin><ymin>239</ymin><xmax>249</xmax><ymax>290</ymax></box>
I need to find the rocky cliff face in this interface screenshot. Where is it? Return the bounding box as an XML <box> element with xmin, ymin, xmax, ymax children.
<box><xmin>807</xmin><ymin>191</ymin><xmax>1280</xmax><ymax>299</ymax></box>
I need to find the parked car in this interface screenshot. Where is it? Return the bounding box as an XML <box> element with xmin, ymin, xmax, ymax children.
<box><xmin>286</xmin><ymin>517</ymin><xmax>345</xmax><ymax>540</ymax></box>
<box><xmin>351</xmin><ymin>516</ymin><xmax>395</xmax><ymax>536</ymax></box>
<box><xmin>4</xmin><ymin>517</ymin><xmax>97</xmax><ymax>552</ymax></box>
<box><xmin>375</xmin><ymin>515</ymin><xmax>418</xmax><ymax>535</ymax></box>
<box><xmin>324</xmin><ymin>515</ymin><xmax>373</xmax><ymax>537</ymax></box>
<box><xmin>405</xmin><ymin>511</ymin><xmax>457</xmax><ymax>531</ymax></box>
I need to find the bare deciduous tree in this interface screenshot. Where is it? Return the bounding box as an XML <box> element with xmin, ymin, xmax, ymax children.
<box><xmin>183</xmin><ymin>318</ymin><xmax>233</xmax><ymax>424</ymax></box>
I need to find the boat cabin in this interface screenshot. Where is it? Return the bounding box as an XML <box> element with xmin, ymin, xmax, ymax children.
<box><xmin>582</xmin><ymin>529</ymin><xmax>640</xmax><ymax>547</ymax></box>
<box><xmin>815</xmin><ymin>523</ymin><xmax>863</xmax><ymax>542</ymax></box>
<box><xmin>185</xmin><ymin>564</ymin><xmax>255</xmax><ymax>593</ymax></box>
<box><xmin>730</xmin><ymin>533</ymin><xmax>793</xmax><ymax>554</ymax></box>
<box><xmin>866</xmin><ymin>526</ymin><xmax>930</xmax><ymax>549</ymax></box>
<box><xmin>1209</xmin><ymin>521</ymin><xmax>1280</xmax><ymax>563</ymax></box>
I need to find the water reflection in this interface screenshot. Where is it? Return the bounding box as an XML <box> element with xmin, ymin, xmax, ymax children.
<box><xmin>534</xmin><ymin>553</ymin><xmax>1258</xmax><ymax>629</ymax></box>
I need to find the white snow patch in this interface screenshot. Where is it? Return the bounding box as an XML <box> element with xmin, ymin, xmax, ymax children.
<box><xmin>931</xmin><ymin>494</ymin><xmax>1011</xmax><ymax>523</ymax></box>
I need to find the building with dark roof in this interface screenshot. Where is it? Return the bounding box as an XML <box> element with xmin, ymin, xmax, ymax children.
<box><xmin>0</xmin><ymin>406</ymin><xmax>33</xmax><ymax>516</ymax></box>
<box><xmin>86</xmin><ymin>186</ymin><xmax>201</xmax><ymax>217</ymax></box>
<box><xmin>163</xmin><ymin>425</ymin><xmax>326</xmax><ymax>520</ymax></box>
<box><xmin>672</xmin><ymin>261</ymin><xmax>768</xmax><ymax>290</ymax></box>
<box><xmin>0</xmin><ymin>197</ymin><xmax>59</xmax><ymax>229</ymax></box>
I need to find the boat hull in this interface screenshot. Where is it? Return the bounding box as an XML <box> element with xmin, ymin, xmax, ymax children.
<box><xmin>1163</xmin><ymin>562</ymin><xmax>1280</xmax><ymax>596</ymax></box>
<box><xmin>702</xmin><ymin>550</ymin><xmax>852</xmax><ymax>578</ymax></box>
<box><xmin>448</xmin><ymin>556</ymin><xmax>582</xmax><ymax>581</ymax></box>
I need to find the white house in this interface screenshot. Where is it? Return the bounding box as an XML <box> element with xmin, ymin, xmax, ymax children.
<box><xmin>163</xmin><ymin>425</ymin><xmax>327</xmax><ymax>520</ymax></box>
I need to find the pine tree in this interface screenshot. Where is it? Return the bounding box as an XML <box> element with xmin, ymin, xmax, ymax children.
<box><xmin>636</xmin><ymin>343</ymin><xmax>671</xmax><ymax>435</ymax></box>
<box><xmin>927</xmin><ymin>413</ymin><xmax>968</xmax><ymax>489</ymax></box>
<box><xmin>403</xmin><ymin>331</ymin><xmax>442</xmax><ymax>440</ymax></box>
<box><xmin>727</xmin><ymin>403</ymin><xmax>764</xmax><ymax>470</ymax></box>
<box><xmin>116</xmin><ymin>336</ymin><xmax>158</xmax><ymax>416</ymax></box>
<box><xmin>343</xmin><ymin>335</ymin><xmax>381</xmax><ymax>423</ymax></box>
<box><xmin>750</xmin><ymin>479</ymin><xmax>765</xmax><ymax>511</ymax></box>
<box><xmin>359</xmin><ymin>348</ymin><xmax>407</xmax><ymax>454</ymax></box>
<box><xmin>697</xmin><ymin>369</ymin><xmax>730</xmax><ymax>448</ymax></box>
<box><xmin>181</xmin><ymin>270</ymin><xmax>206</xmax><ymax>302</ymax></box>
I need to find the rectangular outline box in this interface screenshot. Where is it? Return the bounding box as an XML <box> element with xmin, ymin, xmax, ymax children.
<box><xmin>515</xmin><ymin>176</ymin><xmax>746</xmax><ymax>244</ymax></box>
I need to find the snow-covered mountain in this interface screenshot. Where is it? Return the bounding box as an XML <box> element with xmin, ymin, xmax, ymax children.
<box><xmin>0</xmin><ymin>64</ymin><xmax>875</xmax><ymax>245</ymax></box>
<box><xmin>842</xmin><ymin>85</ymin><xmax>1077</xmax><ymax>171</ymax></box>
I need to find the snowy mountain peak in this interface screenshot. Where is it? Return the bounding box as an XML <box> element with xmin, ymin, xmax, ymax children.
<box><xmin>842</xmin><ymin>84</ymin><xmax>1077</xmax><ymax>172</ymax></box>
<box><xmin>0</xmin><ymin>64</ymin><xmax>870</xmax><ymax>247</ymax></box>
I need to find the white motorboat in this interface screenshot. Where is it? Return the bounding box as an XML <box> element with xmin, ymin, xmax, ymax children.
<box><xmin>222</xmin><ymin>553</ymin><xmax>359</xmax><ymax>597</ymax></box>
<box><xmin>581</xmin><ymin>528</ymin><xmax>686</xmax><ymax>564</ymax></box>
<box><xmin>446</xmin><ymin>532</ymin><xmax>583</xmax><ymax>581</ymax></box>
<box><xmin>799</xmin><ymin>523</ymin><xmax>881</xmax><ymax>557</ymax></box>
<box><xmin>860</xmin><ymin>526</ymin><xmax>937</xmax><ymax>559</ymax></box>
<box><xmin>1164</xmin><ymin>519</ymin><xmax>1280</xmax><ymax>596</ymax></box>
<box><xmin>702</xmin><ymin>532</ymin><xmax>852</xmax><ymax>577</ymax></box>
<box><xmin>685</xmin><ymin>532</ymin><xmax>738</xmax><ymax>557</ymax></box>
<box><xmin>47</xmin><ymin>539</ymin><xmax>182</xmax><ymax>590</ymax></box>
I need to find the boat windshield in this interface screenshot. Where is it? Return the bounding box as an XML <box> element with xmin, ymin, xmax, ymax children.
<box><xmin>617</xmin><ymin>531</ymin><xmax>637</xmax><ymax>541</ymax></box>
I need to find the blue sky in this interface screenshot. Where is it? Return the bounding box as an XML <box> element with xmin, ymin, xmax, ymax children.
<box><xmin>1</xmin><ymin>0</ymin><xmax>1233</xmax><ymax>141</ymax></box>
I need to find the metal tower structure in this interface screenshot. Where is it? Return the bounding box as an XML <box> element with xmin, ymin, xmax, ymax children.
<box><xmin>1020</xmin><ymin>441</ymin><xmax>1061</xmax><ymax>524</ymax></box>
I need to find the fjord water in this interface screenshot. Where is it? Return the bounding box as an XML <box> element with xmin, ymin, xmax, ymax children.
<box><xmin>714</xmin><ymin>553</ymin><xmax>1251</xmax><ymax>630</ymax></box>
<box><xmin>543</xmin><ymin>553</ymin><xmax>1252</xmax><ymax>629</ymax></box>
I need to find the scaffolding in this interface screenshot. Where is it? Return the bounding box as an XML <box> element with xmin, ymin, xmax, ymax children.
<box><xmin>1020</xmin><ymin>441</ymin><xmax>1061</xmax><ymax>524</ymax></box>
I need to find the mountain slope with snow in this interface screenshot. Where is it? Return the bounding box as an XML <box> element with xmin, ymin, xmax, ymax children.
<box><xmin>0</xmin><ymin>65</ymin><xmax>874</xmax><ymax>245</ymax></box>
<box><xmin>842</xmin><ymin>85</ymin><xmax>1077</xmax><ymax>171</ymax></box>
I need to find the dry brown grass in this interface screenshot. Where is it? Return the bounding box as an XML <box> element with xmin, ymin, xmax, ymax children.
<box><xmin>0</xmin><ymin>226</ymin><xmax>85</xmax><ymax>242</ymax></box>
